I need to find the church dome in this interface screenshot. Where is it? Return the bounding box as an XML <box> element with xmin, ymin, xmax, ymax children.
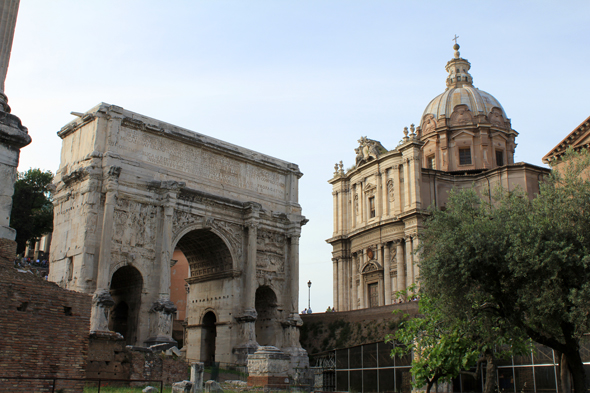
<box><xmin>420</xmin><ymin>44</ymin><xmax>508</xmax><ymax>132</ymax></box>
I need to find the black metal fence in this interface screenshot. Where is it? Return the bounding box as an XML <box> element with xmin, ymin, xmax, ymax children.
<box><xmin>0</xmin><ymin>376</ymin><xmax>164</xmax><ymax>393</ymax></box>
<box><xmin>310</xmin><ymin>340</ymin><xmax>590</xmax><ymax>393</ymax></box>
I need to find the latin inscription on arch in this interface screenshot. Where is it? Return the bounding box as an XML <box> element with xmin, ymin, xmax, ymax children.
<box><xmin>113</xmin><ymin>127</ymin><xmax>286</xmax><ymax>199</ymax></box>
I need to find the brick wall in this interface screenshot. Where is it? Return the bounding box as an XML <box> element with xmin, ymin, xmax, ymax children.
<box><xmin>0</xmin><ymin>238</ymin><xmax>17</xmax><ymax>268</ymax></box>
<box><xmin>0</xmin><ymin>261</ymin><xmax>91</xmax><ymax>392</ymax></box>
<box><xmin>87</xmin><ymin>334</ymin><xmax>189</xmax><ymax>386</ymax></box>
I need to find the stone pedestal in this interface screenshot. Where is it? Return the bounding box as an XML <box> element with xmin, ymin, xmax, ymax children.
<box><xmin>190</xmin><ymin>362</ymin><xmax>204</xmax><ymax>392</ymax></box>
<box><xmin>233</xmin><ymin>310</ymin><xmax>259</xmax><ymax>366</ymax></box>
<box><xmin>247</xmin><ymin>346</ymin><xmax>290</xmax><ymax>389</ymax></box>
<box><xmin>90</xmin><ymin>288</ymin><xmax>115</xmax><ymax>333</ymax></box>
<box><xmin>145</xmin><ymin>298</ymin><xmax>178</xmax><ymax>346</ymax></box>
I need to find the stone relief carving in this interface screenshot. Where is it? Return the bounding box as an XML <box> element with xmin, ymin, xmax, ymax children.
<box><xmin>450</xmin><ymin>104</ymin><xmax>473</xmax><ymax>126</ymax></box>
<box><xmin>387</xmin><ymin>179</ymin><xmax>394</xmax><ymax>202</ymax></box>
<box><xmin>172</xmin><ymin>210</ymin><xmax>244</xmax><ymax>262</ymax></box>
<box><xmin>113</xmin><ymin>199</ymin><xmax>157</xmax><ymax>250</ymax></box>
<box><xmin>488</xmin><ymin>107</ymin><xmax>505</xmax><ymax>128</ymax></box>
<box><xmin>256</xmin><ymin>230</ymin><xmax>286</xmax><ymax>272</ymax></box>
<box><xmin>210</xmin><ymin>219</ymin><xmax>243</xmax><ymax>260</ymax></box>
<box><xmin>354</xmin><ymin>194</ymin><xmax>359</xmax><ymax>216</ymax></box>
<box><xmin>172</xmin><ymin>210</ymin><xmax>204</xmax><ymax>234</ymax></box>
<box><xmin>355</xmin><ymin>136</ymin><xmax>385</xmax><ymax>167</ymax></box>
<box><xmin>422</xmin><ymin>114</ymin><xmax>437</xmax><ymax>134</ymax></box>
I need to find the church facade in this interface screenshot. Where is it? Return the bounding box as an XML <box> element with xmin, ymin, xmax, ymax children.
<box><xmin>327</xmin><ymin>44</ymin><xmax>550</xmax><ymax>311</ymax></box>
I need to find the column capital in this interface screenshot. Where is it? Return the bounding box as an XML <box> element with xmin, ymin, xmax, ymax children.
<box><xmin>245</xmin><ymin>220</ymin><xmax>259</xmax><ymax>230</ymax></box>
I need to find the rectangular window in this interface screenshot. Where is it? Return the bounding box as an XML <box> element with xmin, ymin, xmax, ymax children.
<box><xmin>369</xmin><ymin>196</ymin><xmax>376</xmax><ymax>218</ymax></box>
<box><xmin>427</xmin><ymin>155</ymin><xmax>435</xmax><ymax>169</ymax></box>
<box><xmin>496</xmin><ymin>150</ymin><xmax>504</xmax><ymax>166</ymax></box>
<box><xmin>459</xmin><ymin>148</ymin><xmax>472</xmax><ymax>165</ymax></box>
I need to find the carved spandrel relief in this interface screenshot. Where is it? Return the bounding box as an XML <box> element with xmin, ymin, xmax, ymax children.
<box><xmin>172</xmin><ymin>210</ymin><xmax>204</xmax><ymax>237</ymax></box>
<box><xmin>256</xmin><ymin>230</ymin><xmax>286</xmax><ymax>273</ymax></box>
<box><xmin>172</xmin><ymin>210</ymin><xmax>244</xmax><ymax>265</ymax></box>
<box><xmin>210</xmin><ymin>219</ymin><xmax>243</xmax><ymax>261</ymax></box>
<box><xmin>113</xmin><ymin>199</ymin><xmax>157</xmax><ymax>250</ymax></box>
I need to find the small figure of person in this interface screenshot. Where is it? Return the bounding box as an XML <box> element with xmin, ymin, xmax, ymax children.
<box><xmin>326</xmin><ymin>306</ymin><xmax>332</xmax><ymax>312</ymax></box>
<box><xmin>302</xmin><ymin>308</ymin><xmax>307</xmax><ymax>314</ymax></box>
<box><xmin>307</xmin><ymin>307</ymin><xmax>312</xmax><ymax>314</ymax></box>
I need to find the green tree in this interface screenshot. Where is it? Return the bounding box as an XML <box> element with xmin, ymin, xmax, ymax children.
<box><xmin>419</xmin><ymin>149</ymin><xmax>590</xmax><ymax>393</ymax></box>
<box><xmin>9</xmin><ymin>168</ymin><xmax>54</xmax><ymax>255</ymax></box>
<box><xmin>388</xmin><ymin>292</ymin><xmax>529</xmax><ymax>393</ymax></box>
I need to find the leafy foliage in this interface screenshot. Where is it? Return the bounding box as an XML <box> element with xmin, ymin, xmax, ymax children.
<box><xmin>9</xmin><ymin>169</ymin><xmax>54</xmax><ymax>254</ymax></box>
<box><xmin>418</xmin><ymin>148</ymin><xmax>590</xmax><ymax>393</ymax></box>
<box><xmin>387</xmin><ymin>292</ymin><xmax>529</xmax><ymax>393</ymax></box>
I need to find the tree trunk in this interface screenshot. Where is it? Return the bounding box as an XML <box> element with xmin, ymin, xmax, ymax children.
<box><xmin>483</xmin><ymin>349</ymin><xmax>497</xmax><ymax>393</ymax></box>
<box><xmin>560</xmin><ymin>352</ymin><xmax>572</xmax><ymax>393</ymax></box>
<box><xmin>564</xmin><ymin>350</ymin><xmax>586</xmax><ymax>393</ymax></box>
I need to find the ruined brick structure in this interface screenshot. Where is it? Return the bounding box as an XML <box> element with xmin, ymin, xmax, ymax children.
<box><xmin>0</xmin><ymin>256</ymin><xmax>91</xmax><ymax>392</ymax></box>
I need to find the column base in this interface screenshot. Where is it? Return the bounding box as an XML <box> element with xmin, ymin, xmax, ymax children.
<box><xmin>144</xmin><ymin>335</ymin><xmax>178</xmax><ymax>350</ymax></box>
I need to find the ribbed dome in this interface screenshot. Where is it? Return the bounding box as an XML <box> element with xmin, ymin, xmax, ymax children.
<box><xmin>420</xmin><ymin>44</ymin><xmax>508</xmax><ymax>130</ymax></box>
<box><xmin>422</xmin><ymin>86</ymin><xmax>507</xmax><ymax>121</ymax></box>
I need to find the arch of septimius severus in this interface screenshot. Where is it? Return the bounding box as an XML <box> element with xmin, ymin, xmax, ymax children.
<box><xmin>49</xmin><ymin>102</ymin><xmax>308</xmax><ymax>367</ymax></box>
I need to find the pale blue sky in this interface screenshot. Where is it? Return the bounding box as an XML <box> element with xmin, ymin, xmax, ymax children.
<box><xmin>7</xmin><ymin>1</ymin><xmax>590</xmax><ymax>312</ymax></box>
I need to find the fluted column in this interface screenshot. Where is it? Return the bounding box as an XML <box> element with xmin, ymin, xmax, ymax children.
<box><xmin>352</xmin><ymin>254</ymin><xmax>358</xmax><ymax>310</ymax></box>
<box><xmin>382</xmin><ymin>170</ymin><xmax>389</xmax><ymax>216</ymax></box>
<box><xmin>289</xmin><ymin>234</ymin><xmax>300</xmax><ymax>315</ymax></box>
<box><xmin>405</xmin><ymin>236</ymin><xmax>414</xmax><ymax>290</ymax></box>
<box><xmin>413</xmin><ymin>236</ymin><xmax>421</xmax><ymax>288</ymax></box>
<box><xmin>90</xmin><ymin>166</ymin><xmax>121</xmax><ymax>333</ymax></box>
<box><xmin>396</xmin><ymin>240</ymin><xmax>405</xmax><ymax>298</ymax></box>
<box><xmin>146</xmin><ymin>181</ymin><xmax>184</xmax><ymax>345</ymax></box>
<box><xmin>412</xmin><ymin>157</ymin><xmax>422</xmax><ymax>209</ymax></box>
<box><xmin>359</xmin><ymin>250</ymin><xmax>366</xmax><ymax>308</ymax></box>
<box><xmin>383</xmin><ymin>243</ymin><xmax>391</xmax><ymax>305</ymax></box>
<box><xmin>376</xmin><ymin>173</ymin><xmax>382</xmax><ymax>217</ymax></box>
<box><xmin>337</xmin><ymin>258</ymin><xmax>344</xmax><ymax>311</ymax></box>
<box><xmin>339</xmin><ymin>187</ymin><xmax>346</xmax><ymax>233</ymax></box>
<box><xmin>245</xmin><ymin>220</ymin><xmax>259</xmax><ymax>313</ymax></box>
<box><xmin>332</xmin><ymin>191</ymin><xmax>338</xmax><ymax>235</ymax></box>
<box><xmin>393</xmin><ymin>165</ymin><xmax>401</xmax><ymax>216</ymax></box>
<box><xmin>332</xmin><ymin>258</ymin><xmax>339</xmax><ymax>311</ymax></box>
<box><xmin>404</xmin><ymin>160</ymin><xmax>411</xmax><ymax>211</ymax></box>
<box><xmin>0</xmin><ymin>0</ymin><xmax>20</xmax><ymax>110</ymax></box>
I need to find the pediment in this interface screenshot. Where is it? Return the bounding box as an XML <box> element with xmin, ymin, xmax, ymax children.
<box><xmin>490</xmin><ymin>132</ymin><xmax>509</xmax><ymax>141</ymax></box>
<box><xmin>573</xmin><ymin>132</ymin><xmax>590</xmax><ymax>149</ymax></box>
<box><xmin>543</xmin><ymin>115</ymin><xmax>590</xmax><ymax>163</ymax></box>
<box><xmin>451</xmin><ymin>130</ymin><xmax>475</xmax><ymax>139</ymax></box>
<box><xmin>361</xmin><ymin>260</ymin><xmax>383</xmax><ymax>274</ymax></box>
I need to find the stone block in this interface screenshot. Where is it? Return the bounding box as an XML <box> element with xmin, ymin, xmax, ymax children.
<box><xmin>172</xmin><ymin>380</ymin><xmax>193</xmax><ymax>393</ymax></box>
<box><xmin>204</xmin><ymin>380</ymin><xmax>223</xmax><ymax>393</ymax></box>
<box><xmin>247</xmin><ymin>346</ymin><xmax>290</xmax><ymax>388</ymax></box>
<box><xmin>142</xmin><ymin>387</ymin><xmax>158</xmax><ymax>393</ymax></box>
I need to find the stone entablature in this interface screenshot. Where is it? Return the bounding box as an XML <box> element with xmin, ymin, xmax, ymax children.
<box><xmin>49</xmin><ymin>103</ymin><xmax>308</xmax><ymax>368</ymax></box>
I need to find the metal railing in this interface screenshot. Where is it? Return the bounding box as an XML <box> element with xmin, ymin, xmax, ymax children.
<box><xmin>0</xmin><ymin>376</ymin><xmax>164</xmax><ymax>393</ymax></box>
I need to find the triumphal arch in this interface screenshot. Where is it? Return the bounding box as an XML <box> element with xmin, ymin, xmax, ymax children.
<box><xmin>49</xmin><ymin>103</ymin><xmax>308</xmax><ymax>367</ymax></box>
